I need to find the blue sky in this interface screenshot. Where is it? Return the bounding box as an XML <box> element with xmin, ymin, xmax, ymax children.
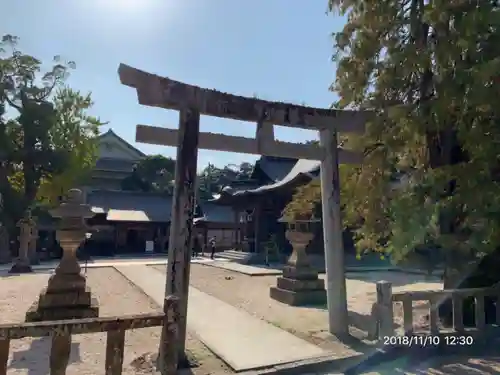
<box><xmin>2</xmin><ymin>0</ymin><xmax>345</xmax><ymax>169</ymax></box>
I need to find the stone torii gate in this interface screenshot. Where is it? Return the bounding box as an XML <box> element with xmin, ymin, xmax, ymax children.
<box><xmin>118</xmin><ymin>63</ymin><xmax>371</xmax><ymax>356</ymax></box>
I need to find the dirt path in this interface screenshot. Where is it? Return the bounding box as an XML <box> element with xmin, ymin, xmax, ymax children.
<box><xmin>357</xmin><ymin>351</ymin><xmax>500</xmax><ymax>374</ymax></box>
<box><xmin>0</xmin><ymin>268</ymin><xmax>230</xmax><ymax>375</ymax></box>
<box><xmin>152</xmin><ymin>264</ymin><xmax>442</xmax><ymax>353</ymax></box>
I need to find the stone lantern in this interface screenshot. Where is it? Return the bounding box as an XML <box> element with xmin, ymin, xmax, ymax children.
<box><xmin>0</xmin><ymin>192</ymin><xmax>9</xmax><ymax>265</ymax></box>
<box><xmin>0</xmin><ymin>223</ymin><xmax>9</xmax><ymax>264</ymax></box>
<box><xmin>28</xmin><ymin>220</ymin><xmax>40</xmax><ymax>265</ymax></box>
<box><xmin>25</xmin><ymin>188</ymin><xmax>99</xmax><ymax>322</ymax></box>
<box><xmin>9</xmin><ymin>209</ymin><xmax>36</xmax><ymax>273</ymax></box>
<box><xmin>270</xmin><ymin>217</ymin><xmax>326</xmax><ymax>306</ymax></box>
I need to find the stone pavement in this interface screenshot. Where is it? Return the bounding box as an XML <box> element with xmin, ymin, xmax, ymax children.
<box><xmin>202</xmin><ymin>260</ymin><xmax>400</xmax><ymax>276</ymax></box>
<box><xmin>206</xmin><ymin>260</ymin><xmax>283</xmax><ymax>275</ymax></box>
<box><xmin>207</xmin><ymin>259</ymin><xmax>443</xmax><ymax>277</ymax></box>
<box><xmin>114</xmin><ymin>264</ymin><xmax>326</xmax><ymax>372</ymax></box>
<box><xmin>0</xmin><ymin>258</ymin><xmax>164</xmax><ymax>272</ymax></box>
<box><xmin>0</xmin><ymin>255</ymin><xmax>215</xmax><ymax>273</ymax></box>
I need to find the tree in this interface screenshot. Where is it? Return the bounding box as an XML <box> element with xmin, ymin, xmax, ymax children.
<box><xmin>37</xmin><ymin>88</ymin><xmax>103</xmax><ymax>204</ymax></box>
<box><xmin>233</xmin><ymin>162</ymin><xmax>253</xmax><ymax>180</ymax></box>
<box><xmin>121</xmin><ymin>159</ymin><xmax>253</xmax><ymax>199</ymax></box>
<box><xmin>121</xmin><ymin>169</ymin><xmax>153</xmax><ymax>192</ymax></box>
<box><xmin>121</xmin><ymin>155</ymin><xmax>176</xmax><ymax>193</ymax></box>
<box><xmin>321</xmin><ymin>0</ymin><xmax>500</xmax><ymax>290</ymax></box>
<box><xmin>197</xmin><ymin>163</ymin><xmax>223</xmax><ymax>200</ymax></box>
<box><xmin>0</xmin><ymin>34</ymin><xmax>103</xmax><ymax>231</ymax></box>
<box><xmin>196</xmin><ymin>162</ymin><xmax>254</xmax><ymax>200</ymax></box>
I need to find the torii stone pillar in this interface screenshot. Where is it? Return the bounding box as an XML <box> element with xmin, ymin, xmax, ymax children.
<box><xmin>319</xmin><ymin>128</ymin><xmax>349</xmax><ymax>335</ymax></box>
<box><xmin>163</xmin><ymin>108</ymin><xmax>200</xmax><ymax>363</ymax></box>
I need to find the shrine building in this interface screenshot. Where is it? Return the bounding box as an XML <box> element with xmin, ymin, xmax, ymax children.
<box><xmin>36</xmin><ymin>130</ymin><xmax>354</xmax><ymax>262</ymax></box>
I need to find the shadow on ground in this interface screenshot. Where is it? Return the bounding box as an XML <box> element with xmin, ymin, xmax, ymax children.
<box><xmin>0</xmin><ymin>269</ymin><xmax>54</xmax><ymax>278</ymax></box>
<box><xmin>300</xmin><ymin>302</ymin><xmax>407</xmax><ymax>344</ymax></box>
<box><xmin>342</xmin><ymin>335</ymin><xmax>500</xmax><ymax>375</ymax></box>
<box><xmin>8</xmin><ymin>337</ymin><xmax>81</xmax><ymax>375</ymax></box>
<box><xmin>130</xmin><ymin>350</ymin><xmax>200</xmax><ymax>375</ymax></box>
<box><xmin>346</xmin><ymin>271</ymin><xmax>440</xmax><ymax>286</ymax></box>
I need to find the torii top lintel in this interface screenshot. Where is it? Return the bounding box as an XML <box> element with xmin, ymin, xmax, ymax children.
<box><xmin>118</xmin><ymin>64</ymin><xmax>371</xmax><ymax>134</ymax></box>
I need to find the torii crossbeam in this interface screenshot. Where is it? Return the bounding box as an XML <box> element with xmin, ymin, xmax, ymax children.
<box><xmin>118</xmin><ymin>63</ymin><xmax>372</xmax><ymax>363</ymax></box>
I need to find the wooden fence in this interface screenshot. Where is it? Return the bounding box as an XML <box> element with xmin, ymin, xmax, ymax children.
<box><xmin>374</xmin><ymin>280</ymin><xmax>500</xmax><ymax>342</ymax></box>
<box><xmin>0</xmin><ymin>296</ymin><xmax>179</xmax><ymax>375</ymax></box>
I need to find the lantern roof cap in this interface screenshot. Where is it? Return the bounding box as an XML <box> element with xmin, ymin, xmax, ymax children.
<box><xmin>50</xmin><ymin>189</ymin><xmax>94</xmax><ymax>220</ymax></box>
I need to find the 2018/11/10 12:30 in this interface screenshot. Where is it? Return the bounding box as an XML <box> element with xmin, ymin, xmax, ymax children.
<box><xmin>384</xmin><ymin>335</ymin><xmax>474</xmax><ymax>347</ymax></box>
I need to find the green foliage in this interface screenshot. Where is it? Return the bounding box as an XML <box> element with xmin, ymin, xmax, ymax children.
<box><xmin>282</xmin><ymin>179</ymin><xmax>321</xmax><ymax>221</ymax></box>
<box><xmin>282</xmin><ymin>163</ymin><xmax>357</xmax><ymax>222</ymax></box>
<box><xmin>264</xmin><ymin>234</ymin><xmax>281</xmax><ymax>263</ymax></box>
<box><xmin>197</xmin><ymin>162</ymin><xmax>254</xmax><ymax>200</ymax></box>
<box><xmin>121</xmin><ymin>155</ymin><xmax>176</xmax><ymax>193</ymax></box>
<box><xmin>0</xmin><ymin>34</ymin><xmax>103</xmax><ymax>229</ymax></box>
<box><xmin>38</xmin><ymin>87</ymin><xmax>103</xmax><ymax>204</ymax></box>
<box><xmin>120</xmin><ymin>157</ymin><xmax>254</xmax><ymax>199</ymax></box>
<box><xmin>323</xmin><ymin>0</ymin><xmax>500</xmax><ymax>264</ymax></box>
<box><xmin>121</xmin><ymin>170</ymin><xmax>153</xmax><ymax>192</ymax></box>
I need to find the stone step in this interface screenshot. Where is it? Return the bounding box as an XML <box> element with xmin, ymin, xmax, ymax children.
<box><xmin>214</xmin><ymin>250</ymin><xmax>253</xmax><ymax>263</ymax></box>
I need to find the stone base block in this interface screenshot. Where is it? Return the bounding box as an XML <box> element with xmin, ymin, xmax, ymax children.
<box><xmin>46</xmin><ymin>273</ymin><xmax>87</xmax><ymax>292</ymax></box>
<box><xmin>25</xmin><ymin>297</ymin><xmax>99</xmax><ymax>322</ymax></box>
<box><xmin>270</xmin><ymin>287</ymin><xmax>326</xmax><ymax>306</ymax></box>
<box><xmin>276</xmin><ymin>277</ymin><xmax>324</xmax><ymax>292</ymax></box>
<box><xmin>282</xmin><ymin>265</ymin><xmax>319</xmax><ymax>280</ymax></box>
<box><xmin>9</xmin><ymin>263</ymin><xmax>33</xmax><ymax>273</ymax></box>
<box><xmin>271</xmin><ymin>264</ymin><xmax>326</xmax><ymax>306</ymax></box>
<box><xmin>38</xmin><ymin>286</ymin><xmax>93</xmax><ymax>308</ymax></box>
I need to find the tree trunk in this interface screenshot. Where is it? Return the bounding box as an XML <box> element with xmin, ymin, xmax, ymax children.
<box><xmin>417</xmin><ymin>10</ymin><xmax>469</xmax><ymax>322</ymax></box>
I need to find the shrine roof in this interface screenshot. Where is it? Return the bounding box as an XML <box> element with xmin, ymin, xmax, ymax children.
<box><xmin>87</xmin><ymin>189</ymin><xmax>173</xmax><ymax>222</ymax></box>
<box><xmin>245</xmin><ymin>159</ymin><xmax>319</xmax><ymax>194</ymax></box>
<box><xmin>98</xmin><ymin>129</ymin><xmax>146</xmax><ymax>158</ymax></box>
<box><xmin>254</xmin><ymin>156</ymin><xmax>297</xmax><ymax>182</ymax></box>
<box><xmin>94</xmin><ymin>158</ymin><xmax>137</xmax><ymax>172</ymax></box>
<box><xmin>211</xmin><ymin>159</ymin><xmax>320</xmax><ymax>203</ymax></box>
<box><xmin>194</xmin><ymin>202</ymin><xmax>235</xmax><ymax>225</ymax></box>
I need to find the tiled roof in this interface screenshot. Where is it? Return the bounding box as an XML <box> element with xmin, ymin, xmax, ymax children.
<box><xmin>211</xmin><ymin>159</ymin><xmax>320</xmax><ymax>202</ymax></box>
<box><xmin>87</xmin><ymin>190</ymin><xmax>172</xmax><ymax>222</ymax></box>
<box><xmin>255</xmin><ymin>156</ymin><xmax>297</xmax><ymax>182</ymax></box>
<box><xmin>196</xmin><ymin>202</ymin><xmax>235</xmax><ymax>224</ymax></box>
<box><xmin>98</xmin><ymin>129</ymin><xmax>146</xmax><ymax>158</ymax></box>
<box><xmin>221</xmin><ymin>181</ymin><xmax>260</xmax><ymax>194</ymax></box>
<box><xmin>242</xmin><ymin>159</ymin><xmax>319</xmax><ymax>194</ymax></box>
<box><xmin>94</xmin><ymin>158</ymin><xmax>137</xmax><ymax>172</ymax></box>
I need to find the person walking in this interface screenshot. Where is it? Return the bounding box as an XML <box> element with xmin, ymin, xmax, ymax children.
<box><xmin>209</xmin><ymin>236</ymin><xmax>217</xmax><ymax>259</ymax></box>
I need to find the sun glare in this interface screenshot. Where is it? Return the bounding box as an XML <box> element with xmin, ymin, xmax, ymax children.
<box><xmin>80</xmin><ymin>0</ymin><xmax>180</xmax><ymax>34</ymax></box>
<box><xmin>102</xmin><ymin>0</ymin><xmax>143</xmax><ymax>10</ymax></box>
<box><xmin>84</xmin><ymin>0</ymin><xmax>179</xmax><ymax>17</ymax></box>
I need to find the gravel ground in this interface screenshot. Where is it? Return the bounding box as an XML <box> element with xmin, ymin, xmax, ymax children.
<box><xmin>148</xmin><ymin>264</ymin><xmax>500</xmax><ymax>375</ymax></box>
<box><xmin>360</xmin><ymin>355</ymin><xmax>500</xmax><ymax>375</ymax></box>
<box><xmin>152</xmin><ymin>264</ymin><xmax>442</xmax><ymax>354</ymax></box>
<box><xmin>0</xmin><ymin>267</ymin><xmax>230</xmax><ymax>375</ymax></box>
